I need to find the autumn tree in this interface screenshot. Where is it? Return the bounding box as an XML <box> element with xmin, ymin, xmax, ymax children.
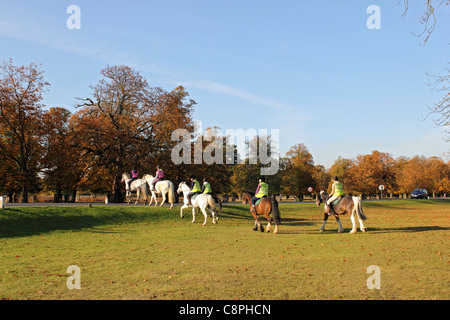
<box><xmin>281</xmin><ymin>143</ymin><xmax>315</xmax><ymax>201</ymax></box>
<box><xmin>228</xmin><ymin>134</ymin><xmax>281</xmax><ymax>196</ymax></box>
<box><xmin>0</xmin><ymin>59</ymin><xmax>49</xmax><ymax>202</ymax></box>
<box><xmin>328</xmin><ymin>156</ymin><xmax>353</xmax><ymax>193</ymax></box>
<box><xmin>397</xmin><ymin>156</ymin><xmax>450</xmax><ymax>196</ymax></box>
<box><xmin>71</xmin><ymin>65</ymin><xmax>194</xmax><ymax>202</ymax></box>
<box><xmin>312</xmin><ymin>164</ymin><xmax>330</xmax><ymax>192</ymax></box>
<box><xmin>346</xmin><ymin>151</ymin><xmax>396</xmax><ymax>196</ymax></box>
<box><xmin>41</xmin><ymin>107</ymin><xmax>85</xmax><ymax>202</ymax></box>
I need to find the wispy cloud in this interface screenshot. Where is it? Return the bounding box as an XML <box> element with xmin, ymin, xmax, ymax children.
<box><xmin>178</xmin><ymin>79</ymin><xmax>293</xmax><ymax>111</ymax></box>
<box><xmin>0</xmin><ymin>3</ymin><xmax>296</xmax><ymax>113</ymax></box>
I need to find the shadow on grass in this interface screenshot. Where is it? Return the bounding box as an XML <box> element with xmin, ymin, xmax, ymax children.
<box><xmin>369</xmin><ymin>225</ymin><xmax>449</xmax><ymax>233</ymax></box>
<box><xmin>220</xmin><ymin>205</ymin><xmax>254</xmax><ymax>221</ymax></box>
<box><xmin>0</xmin><ymin>206</ymin><xmax>170</xmax><ymax>238</ymax></box>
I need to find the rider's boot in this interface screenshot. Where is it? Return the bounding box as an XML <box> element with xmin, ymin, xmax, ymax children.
<box><xmin>328</xmin><ymin>203</ymin><xmax>335</xmax><ymax>216</ymax></box>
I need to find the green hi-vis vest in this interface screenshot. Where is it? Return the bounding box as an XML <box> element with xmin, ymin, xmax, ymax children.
<box><xmin>191</xmin><ymin>180</ymin><xmax>202</xmax><ymax>193</ymax></box>
<box><xmin>256</xmin><ymin>182</ymin><xmax>268</xmax><ymax>198</ymax></box>
<box><xmin>203</xmin><ymin>182</ymin><xmax>212</xmax><ymax>194</ymax></box>
<box><xmin>333</xmin><ymin>181</ymin><xmax>344</xmax><ymax>196</ymax></box>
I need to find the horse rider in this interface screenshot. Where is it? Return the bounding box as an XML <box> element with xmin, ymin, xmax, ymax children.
<box><xmin>202</xmin><ymin>178</ymin><xmax>213</xmax><ymax>195</ymax></box>
<box><xmin>187</xmin><ymin>175</ymin><xmax>202</xmax><ymax>205</ymax></box>
<box><xmin>150</xmin><ymin>165</ymin><xmax>164</xmax><ymax>191</ymax></box>
<box><xmin>127</xmin><ymin>166</ymin><xmax>139</xmax><ymax>190</ymax></box>
<box><xmin>251</xmin><ymin>177</ymin><xmax>268</xmax><ymax>213</ymax></box>
<box><xmin>325</xmin><ymin>176</ymin><xmax>344</xmax><ymax>215</ymax></box>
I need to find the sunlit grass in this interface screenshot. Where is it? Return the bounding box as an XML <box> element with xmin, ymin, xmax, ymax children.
<box><xmin>0</xmin><ymin>199</ymin><xmax>448</xmax><ymax>300</ymax></box>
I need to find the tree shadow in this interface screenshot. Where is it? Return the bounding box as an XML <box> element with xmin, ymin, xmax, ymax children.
<box><xmin>0</xmin><ymin>206</ymin><xmax>162</xmax><ymax>238</ymax></box>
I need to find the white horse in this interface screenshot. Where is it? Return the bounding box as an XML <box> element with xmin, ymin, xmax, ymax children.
<box><xmin>121</xmin><ymin>173</ymin><xmax>149</xmax><ymax>205</ymax></box>
<box><xmin>177</xmin><ymin>182</ymin><xmax>218</xmax><ymax>226</ymax></box>
<box><xmin>142</xmin><ymin>174</ymin><xmax>175</xmax><ymax>209</ymax></box>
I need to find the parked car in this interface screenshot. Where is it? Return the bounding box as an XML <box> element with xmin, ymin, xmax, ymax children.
<box><xmin>411</xmin><ymin>189</ymin><xmax>428</xmax><ymax>199</ymax></box>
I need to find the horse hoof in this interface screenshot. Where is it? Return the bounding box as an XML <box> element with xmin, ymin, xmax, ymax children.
<box><xmin>338</xmin><ymin>229</ymin><xmax>344</xmax><ymax>233</ymax></box>
<box><xmin>362</xmin><ymin>228</ymin><xmax>367</xmax><ymax>232</ymax></box>
<box><xmin>253</xmin><ymin>227</ymin><xmax>258</xmax><ymax>231</ymax></box>
<box><xmin>350</xmin><ymin>229</ymin><xmax>357</xmax><ymax>234</ymax></box>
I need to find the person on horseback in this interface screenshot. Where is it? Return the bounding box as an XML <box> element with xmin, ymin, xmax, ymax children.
<box><xmin>251</xmin><ymin>177</ymin><xmax>268</xmax><ymax>213</ymax></box>
<box><xmin>150</xmin><ymin>165</ymin><xmax>164</xmax><ymax>191</ymax></box>
<box><xmin>202</xmin><ymin>178</ymin><xmax>213</xmax><ymax>195</ymax></box>
<box><xmin>187</xmin><ymin>175</ymin><xmax>202</xmax><ymax>205</ymax></box>
<box><xmin>127</xmin><ymin>166</ymin><xmax>139</xmax><ymax>190</ymax></box>
<box><xmin>326</xmin><ymin>176</ymin><xmax>344</xmax><ymax>215</ymax></box>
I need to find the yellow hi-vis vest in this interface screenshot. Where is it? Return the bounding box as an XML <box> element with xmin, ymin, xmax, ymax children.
<box><xmin>333</xmin><ymin>181</ymin><xmax>344</xmax><ymax>196</ymax></box>
<box><xmin>191</xmin><ymin>180</ymin><xmax>202</xmax><ymax>193</ymax></box>
<box><xmin>203</xmin><ymin>182</ymin><xmax>212</xmax><ymax>194</ymax></box>
<box><xmin>256</xmin><ymin>182</ymin><xmax>268</xmax><ymax>198</ymax></box>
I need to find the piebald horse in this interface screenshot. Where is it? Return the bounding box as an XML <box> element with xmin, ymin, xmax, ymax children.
<box><xmin>316</xmin><ymin>191</ymin><xmax>368</xmax><ymax>233</ymax></box>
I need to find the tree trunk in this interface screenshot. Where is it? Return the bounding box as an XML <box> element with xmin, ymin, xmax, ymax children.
<box><xmin>112</xmin><ymin>175</ymin><xmax>123</xmax><ymax>203</ymax></box>
<box><xmin>21</xmin><ymin>185</ymin><xmax>28</xmax><ymax>203</ymax></box>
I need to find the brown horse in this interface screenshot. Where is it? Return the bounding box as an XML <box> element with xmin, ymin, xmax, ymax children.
<box><xmin>316</xmin><ymin>191</ymin><xmax>368</xmax><ymax>233</ymax></box>
<box><xmin>241</xmin><ymin>191</ymin><xmax>281</xmax><ymax>234</ymax></box>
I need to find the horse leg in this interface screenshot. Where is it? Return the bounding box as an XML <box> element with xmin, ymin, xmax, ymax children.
<box><xmin>319</xmin><ymin>212</ymin><xmax>329</xmax><ymax>232</ymax></box>
<box><xmin>211</xmin><ymin>208</ymin><xmax>217</xmax><ymax>224</ymax></box>
<box><xmin>180</xmin><ymin>204</ymin><xmax>188</xmax><ymax>219</ymax></box>
<box><xmin>335</xmin><ymin>216</ymin><xmax>344</xmax><ymax>233</ymax></box>
<box><xmin>160</xmin><ymin>192</ymin><xmax>166</xmax><ymax>207</ymax></box>
<box><xmin>154</xmin><ymin>193</ymin><xmax>158</xmax><ymax>206</ymax></box>
<box><xmin>200</xmin><ymin>206</ymin><xmax>208</xmax><ymax>226</ymax></box>
<box><xmin>191</xmin><ymin>207</ymin><xmax>196</xmax><ymax>223</ymax></box>
<box><xmin>265</xmin><ymin>213</ymin><xmax>272</xmax><ymax>233</ymax></box>
<box><xmin>359</xmin><ymin>217</ymin><xmax>367</xmax><ymax>232</ymax></box>
<box><xmin>350</xmin><ymin>211</ymin><xmax>357</xmax><ymax>234</ymax></box>
<box><xmin>127</xmin><ymin>190</ymin><xmax>131</xmax><ymax>204</ymax></box>
<box><xmin>253</xmin><ymin>215</ymin><xmax>263</xmax><ymax>232</ymax></box>
<box><xmin>135</xmin><ymin>190</ymin><xmax>140</xmax><ymax>205</ymax></box>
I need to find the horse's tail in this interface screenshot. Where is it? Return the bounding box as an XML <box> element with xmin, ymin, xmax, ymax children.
<box><xmin>271</xmin><ymin>196</ymin><xmax>281</xmax><ymax>225</ymax></box>
<box><xmin>213</xmin><ymin>195</ymin><xmax>222</xmax><ymax>212</ymax></box>
<box><xmin>141</xmin><ymin>183</ymin><xmax>149</xmax><ymax>202</ymax></box>
<box><xmin>353</xmin><ymin>195</ymin><xmax>367</xmax><ymax>221</ymax></box>
<box><xmin>207</xmin><ymin>195</ymin><xmax>218</xmax><ymax>214</ymax></box>
<box><xmin>168</xmin><ymin>182</ymin><xmax>175</xmax><ymax>204</ymax></box>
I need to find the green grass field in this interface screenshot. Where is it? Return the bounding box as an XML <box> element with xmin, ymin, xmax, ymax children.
<box><xmin>0</xmin><ymin>199</ymin><xmax>448</xmax><ymax>300</ymax></box>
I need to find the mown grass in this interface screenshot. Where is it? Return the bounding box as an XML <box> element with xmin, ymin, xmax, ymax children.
<box><xmin>0</xmin><ymin>199</ymin><xmax>448</xmax><ymax>300</ymax></box>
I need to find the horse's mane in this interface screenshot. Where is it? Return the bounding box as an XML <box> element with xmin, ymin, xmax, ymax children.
<box><xmin>243</xmin><ymin>190</ymin><xmax>255</xmax><ymax>196</ymax></box>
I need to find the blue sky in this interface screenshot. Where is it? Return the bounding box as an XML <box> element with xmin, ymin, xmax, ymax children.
<box><xmin>0</xmin><ymin>0</ymin><xmax>449</xmax><ymax>168</ymax></box>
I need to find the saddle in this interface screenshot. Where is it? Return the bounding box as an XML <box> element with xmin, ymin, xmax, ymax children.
<box><xmin>254</xmin><ymin>196</ymin><xmax>268</xmax><ymax>206</ymax></box>
<box><xmin>331</xmin><ymin>196</ymin><xmax>344</xmax><ymax>206</ymax></box>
